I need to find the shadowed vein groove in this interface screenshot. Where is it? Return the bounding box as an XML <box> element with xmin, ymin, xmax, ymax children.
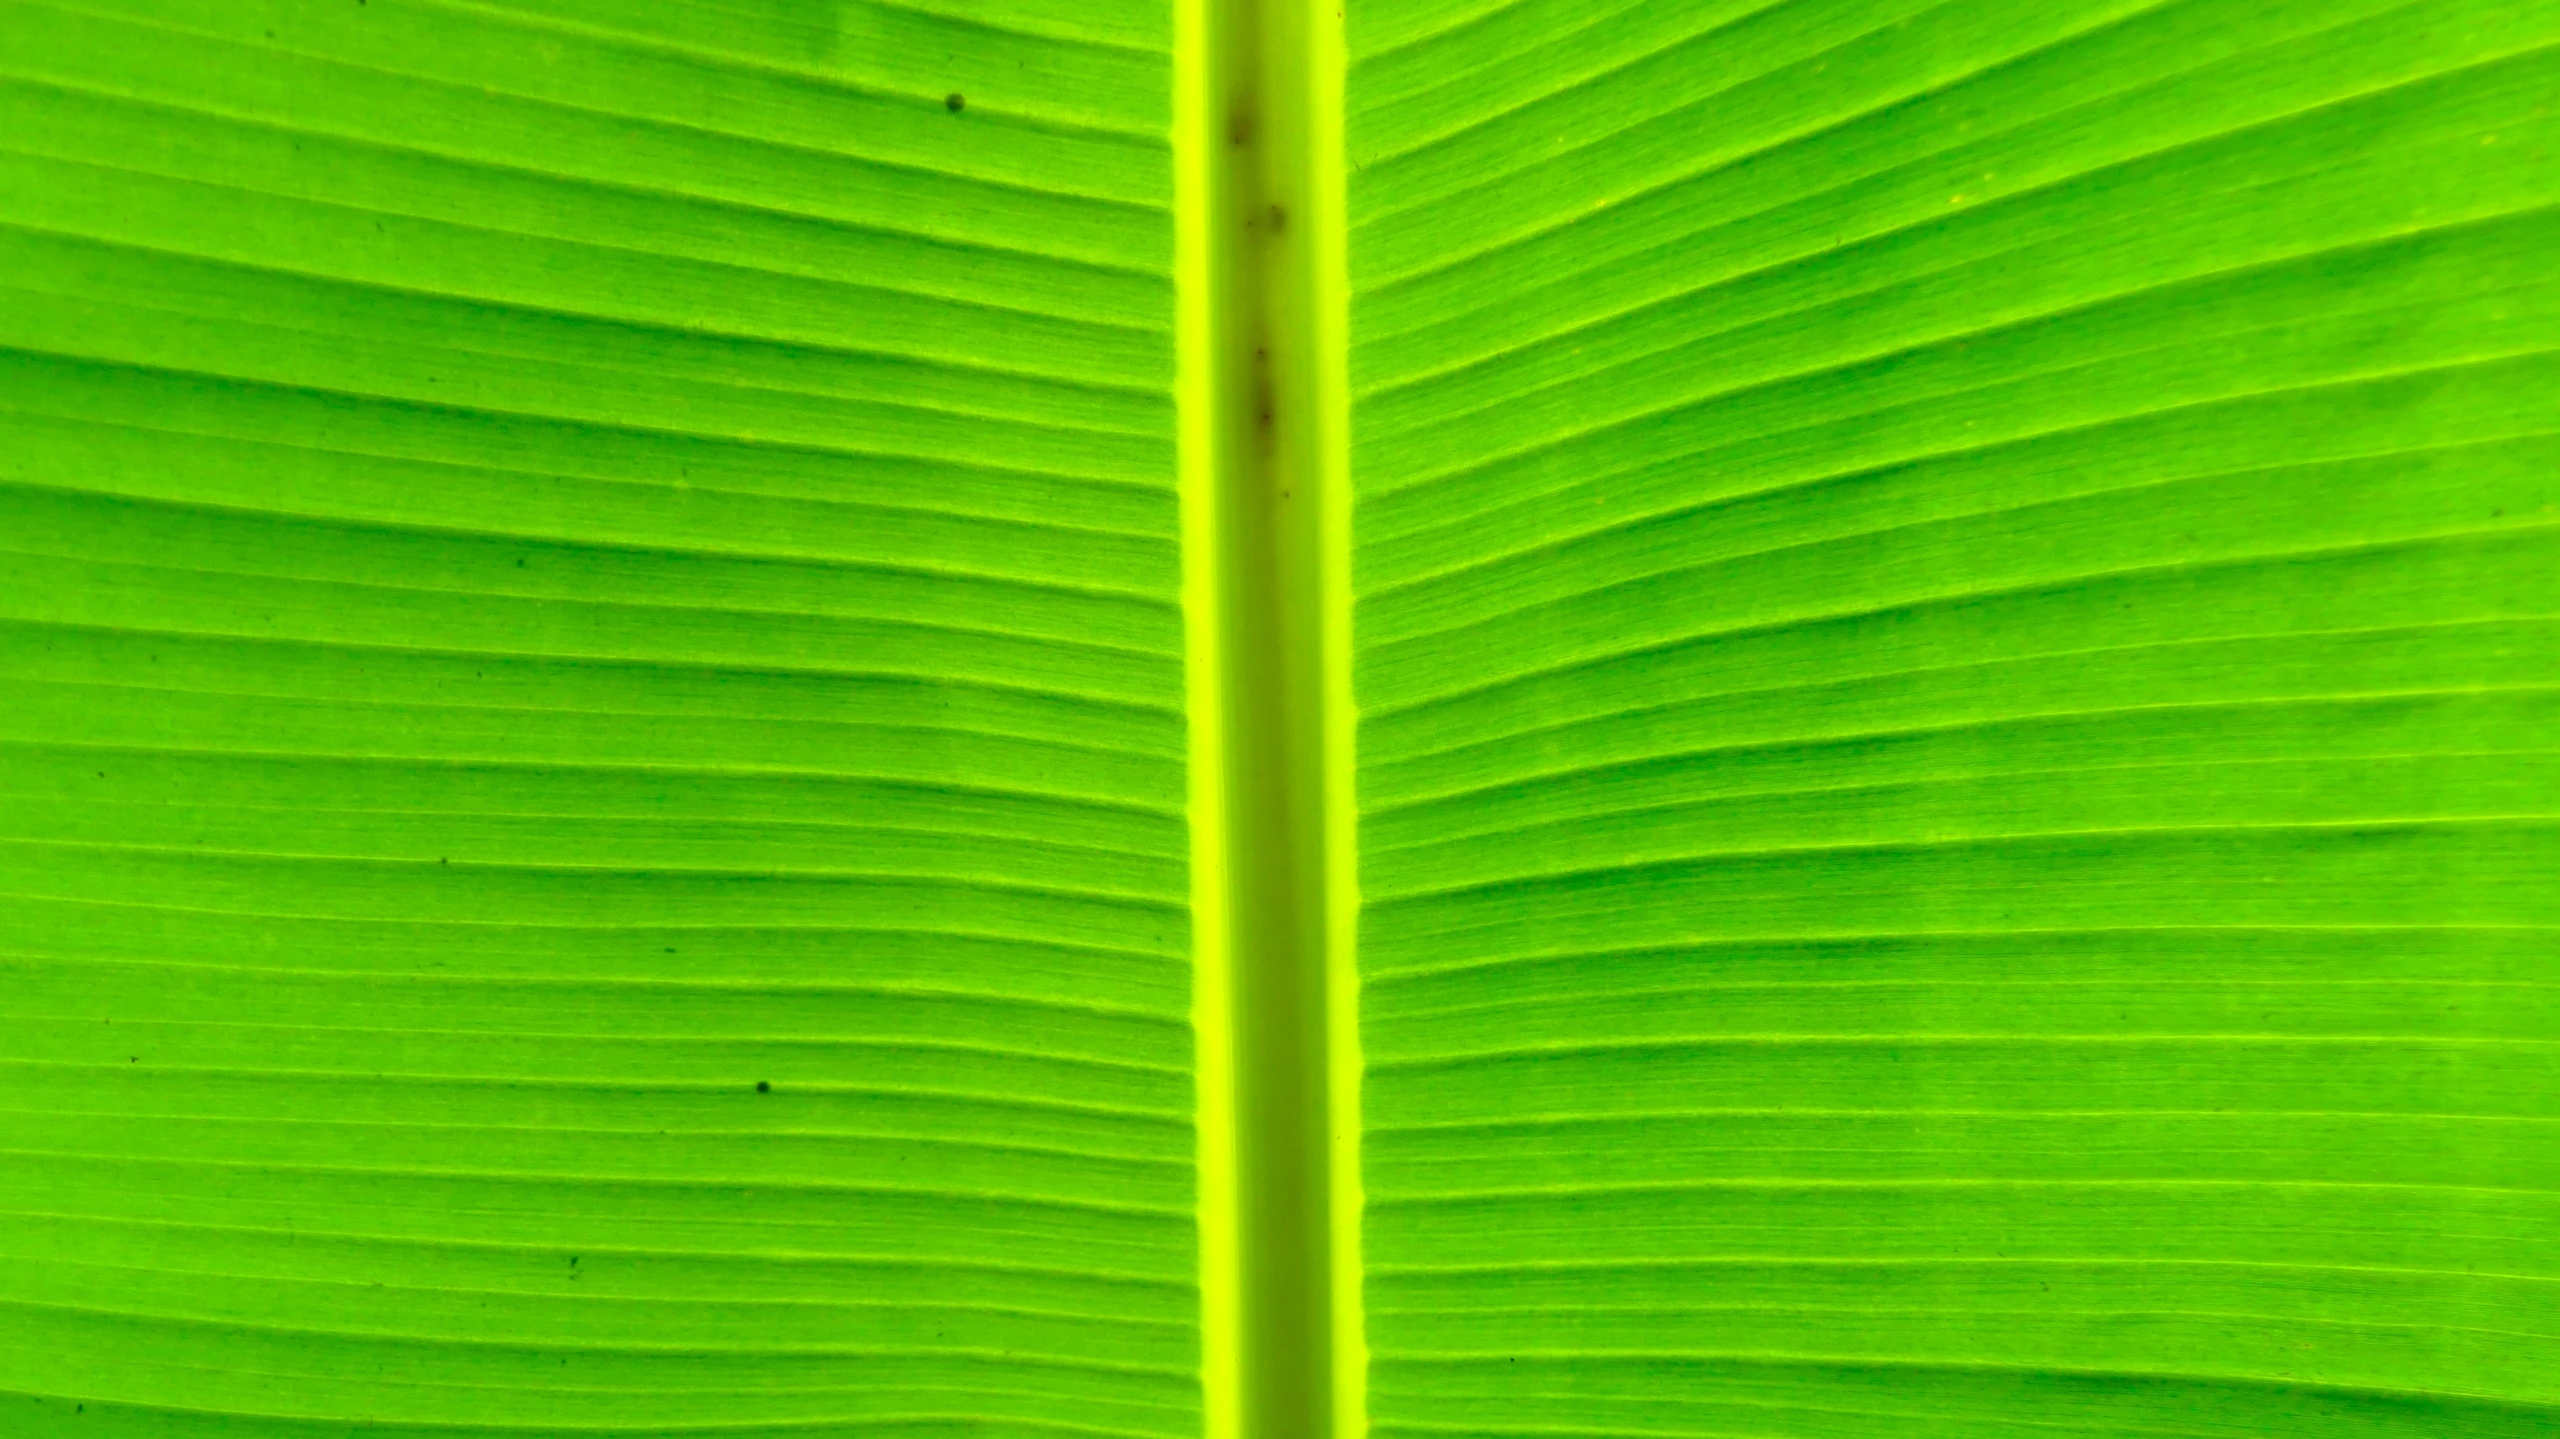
<box><xmin>0</xmin><ymin>345</ymin><xmax>1172</xmax><ymax>487</ymax></box>
<box><xmin>47</xmin><ymin>0</ymin><xmax>1178</xmax><ymax>144</ymax></box>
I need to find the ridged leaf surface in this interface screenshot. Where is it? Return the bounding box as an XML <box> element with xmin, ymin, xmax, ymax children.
<box><xmin>1346</xmin><ymin>1</ymin><xmax>2560</xmax><ymax>1433</ymax></box>
<box><xmin>0</xmin><ymin>1</ymin><xmax>1195</xmax><ymax>1434</ymax></box>
<box><xmin>7</xmin><ymin>0</ymin><xmax>2558</xmax><ymax>1433</ymax></box>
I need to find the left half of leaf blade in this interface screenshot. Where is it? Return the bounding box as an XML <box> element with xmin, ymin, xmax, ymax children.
<box><xmin>0</xmin><ymin>1</ymin><xmax>1199</xmax><ymax>1433</ymax></box>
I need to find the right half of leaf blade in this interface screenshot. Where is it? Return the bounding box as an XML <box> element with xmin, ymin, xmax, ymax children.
<box><xmin>1346</xmin><ymin>1</ymin><xmax>2560</xmax><ymax>1433</ymax></box>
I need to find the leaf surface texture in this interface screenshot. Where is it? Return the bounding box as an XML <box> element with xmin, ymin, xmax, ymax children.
<box><xmin>4</xmin><ymin>0</ymin><xmax>2557</xmax><ymax>1433</ymax></box>
<box><xmin>0</xmin><ymin>1</ymin><xmax>1196</xmax><ymax>1434</ymax></box>
<box><xmin>1344</xmin><ymin>0</ymin><xmax>2560</xmax><ymax>1433</ymax></box>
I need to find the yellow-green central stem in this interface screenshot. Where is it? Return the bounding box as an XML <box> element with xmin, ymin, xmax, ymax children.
<box><xmin>1179</xmin><ymin>0</ymin><xmax>1356</xmax><ymax>1430</ymax></box>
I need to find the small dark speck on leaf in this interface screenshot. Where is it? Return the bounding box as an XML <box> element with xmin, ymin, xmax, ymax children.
<box><xmin>1269</xmin><ymin>204</ymin><xmax>1287</xmax><ymax>234</ymax></box>
<box><xmin>946</xmin><ymin>93</ymin><xmax>965</xmax><ymax>112</ymax></box>
<box><xmin>439</xmin><ymin>857</ymin><xmax>448</xmax><ymax>865</ymax></box>
<box><xmin>570</xmin><ymin>1256</ymin><xmax>579</xmax><ymax>1266</ymax></box>
<box><xmin>129</xmin><ymin>1056</ymin><xmax>137</xmax><ymax>1062</ymax></box>
<box><xmin>756</xmin><ymin>1080</ymin><xmax>771</xmax><ymax>1093</ymax></box>
<box><xmin>664</xmin><ymin>947</ymin><xmax>675</xmax><ymax>953</ymax></box>
<box><xmin>515</xmin><ymin>557</ymin><xmax>526</xmax><ymax>567</ymax></box>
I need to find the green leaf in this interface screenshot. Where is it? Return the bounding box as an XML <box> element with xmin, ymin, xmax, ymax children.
<box><xmin>5</xmin><ymin>0</ymin><xmax>2555</xmax><ymax>1435</ymax></box>
<box><xmin>1344</xmin><ymin>0</ymin><xmax>2560</xmax><ymax>1434</ymax></box>
<box><xmin>0</xmin><ymin>0</ymin><xmax>1197</xmax><ymax>1433</ymax></box>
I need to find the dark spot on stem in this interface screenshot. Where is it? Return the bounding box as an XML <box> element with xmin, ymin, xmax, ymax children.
<box><xmin>1268</xmin><ymin>204</ymin><xmax>1287</xmax><ymax>234</ymax></box>
<box><xmin>945</xmin><ymin>93</ymin><xmax>965</xmax><ymax>112</ymax></box>
<box><xmin>756</xmin><ymin>1080</ymin><xmax>771</xmax><ymax>1093</ymax></box>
